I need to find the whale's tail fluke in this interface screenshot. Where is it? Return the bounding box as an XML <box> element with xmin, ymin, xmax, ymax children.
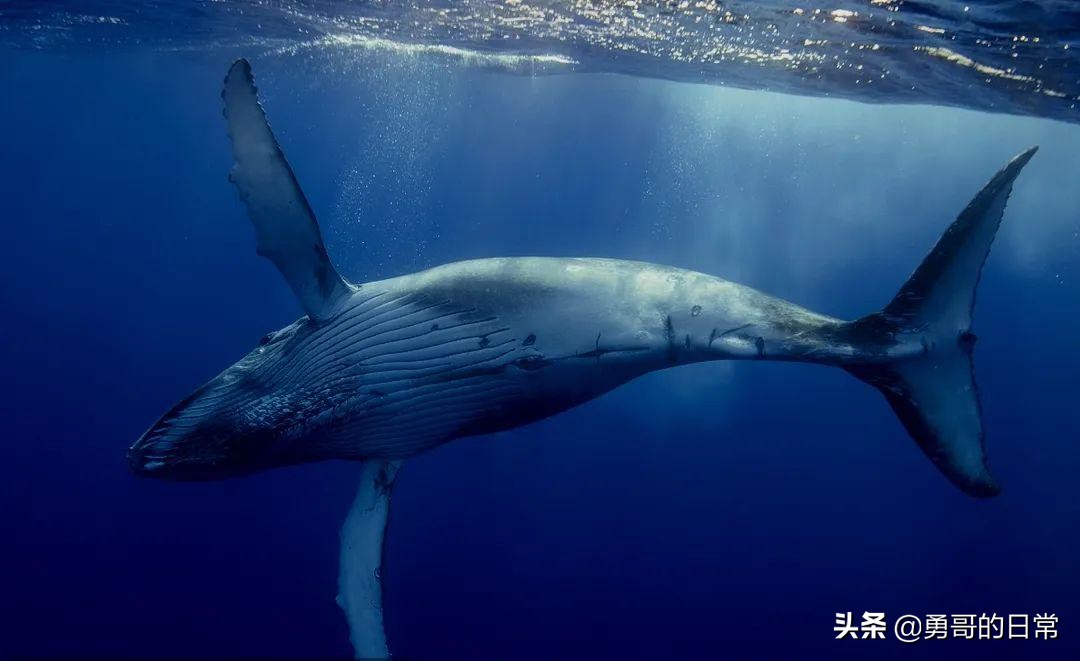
<box><xmin>844</xmin><ymin>147</ymin><xmax>1037</xmax><ymax>498</ymax></box>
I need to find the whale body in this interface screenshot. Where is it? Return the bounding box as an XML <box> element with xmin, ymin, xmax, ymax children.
<box><xmin>128</xmin><ymin>59</ymin><xmax>1038</xmax><ymax>657</ymax></box>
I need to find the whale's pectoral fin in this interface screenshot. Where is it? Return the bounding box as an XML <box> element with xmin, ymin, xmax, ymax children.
<box><xmin>338</xmin><ymin>459</ymin><xmax>401</xmax><ymax>659</ymax></box>
<box><xmin>222</xmin><ymin>59</ymin><xmax>350</xmax><ymax>322</ymax></box>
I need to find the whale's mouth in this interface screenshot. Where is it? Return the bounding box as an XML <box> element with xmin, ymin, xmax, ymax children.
<box><xmin>129</xmin><ymin>416</ymin><xmax>210</xmax><ymax>479</ymax></box>
<box><xmin>128</xmin><ymin>421</ymin><xmax>246</xmax><ymax>481</ymax></box>
<box><xmin>128</xmin><ymin>385</ymin><xmax>202</xmax><ymax>474</ymax></box>
<box><xmin>127</xmin><ymin>428</ymin><xmax>186</xmax><ymax>477</ymax></box>
<box><xmin>126</xmin><ymin>382</ymin><xmax>246</xmax><ymax>480</ymax></box>
<box><xmin>127</xmin><ymin>374</ymin><xmax>298</xmax><ymax>481</ymax></box>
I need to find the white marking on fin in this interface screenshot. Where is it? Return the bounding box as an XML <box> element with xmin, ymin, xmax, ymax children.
<box><xmin>338</xmin><ymin>459</ymin><xmax>400</xmax><ymax>658</ymax></box>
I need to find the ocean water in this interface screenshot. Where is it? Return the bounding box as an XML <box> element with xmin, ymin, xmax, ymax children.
<box><xmin>2</xmin><ymin>2</ymin><xmax>1079</xmax><ymax>660</ymax></box>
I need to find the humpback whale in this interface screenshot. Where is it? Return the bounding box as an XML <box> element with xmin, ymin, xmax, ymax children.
<box><xmin>128</xmin><ymin>59</ymin><xmax>1037</xmax><ymax>657</ymax></box>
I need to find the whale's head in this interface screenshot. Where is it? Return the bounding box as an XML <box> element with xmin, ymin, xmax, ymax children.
<box><xmin>127</xmin><ymin>319</ymin><xmax>324</xmax><ymax>480</ymax></box>
<box><xmin>130</xmin><ymin>57</ymin><xmax>371</xmax><ymax>480</ymax></box>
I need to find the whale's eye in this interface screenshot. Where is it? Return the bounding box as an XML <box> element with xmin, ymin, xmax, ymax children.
<box><xmin>258</xmin><ymin>333</ymin><xmax>273</xmax><ymax>347</ymax></box>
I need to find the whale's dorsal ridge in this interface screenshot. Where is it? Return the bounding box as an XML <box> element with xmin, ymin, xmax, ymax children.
<box><xmin>222</xmin><ymin>58</ymin><xmax>350</xmax><ymax>322</ymax></box>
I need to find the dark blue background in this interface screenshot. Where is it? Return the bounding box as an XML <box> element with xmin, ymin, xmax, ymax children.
<box><xmin>1</xmin><ymin>49</ymin><xmax>1078</xmax><ymax>659</ymax></box>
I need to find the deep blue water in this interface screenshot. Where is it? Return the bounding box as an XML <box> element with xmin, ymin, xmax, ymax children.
<box><xmin>2</xmin><ymin>41</ymin><xmax>1080</xmax><ymax>660</ymax></box>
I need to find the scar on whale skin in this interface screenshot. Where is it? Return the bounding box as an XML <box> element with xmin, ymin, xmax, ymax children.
<box><xmin>513</xmin><ymin>354</ymin><xmax>551</xmax><ymax>371</ymax></box>
<box><xmin>708</xmin><ymin>323</ymin><xmax>753</xmax><ymax>348</ymax></box>
<box><xmin>664</xmin><ymin>315</ymin><xmax>676</xmax><ymax>362</ymax></box>
<box><xmin>577</xmin><ymin>333</ymin><xmax>608</xmax><ymax>361</ymax></box>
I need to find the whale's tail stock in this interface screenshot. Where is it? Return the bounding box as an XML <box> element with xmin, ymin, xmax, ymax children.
<box><xmin>839</xmin><ymin>147</ymin><xmax>1037</xmax><ymax>498</ymax></box>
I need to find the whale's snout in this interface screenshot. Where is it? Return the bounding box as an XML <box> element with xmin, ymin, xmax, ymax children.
<box><xmin>128</xmin><ymin>322</ymin><xmax>312</xmax><ymax>480</ymax></box>
<box><xmin>127</xmin><ymin>422</ymin><xmax>183</xmax><ymax>477</ymax></box>
<box><xmin>127</xmin><ymin>374</ymin><xmax>274</xmax><ymax>481</ymax></box>
<box><xmin>127</xmin><ymin>442</ymin><xmax>168</xmax><ymax>477</ymax></box>
<box><xmin>128</xmin><ymin>382</ymin><xmax>222</xmax><ymax>479</ymax></box>
<box><xmin>126</xmin><ymin>440</ymin><xmax>158</xmax><ymax>476</ymax></box>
